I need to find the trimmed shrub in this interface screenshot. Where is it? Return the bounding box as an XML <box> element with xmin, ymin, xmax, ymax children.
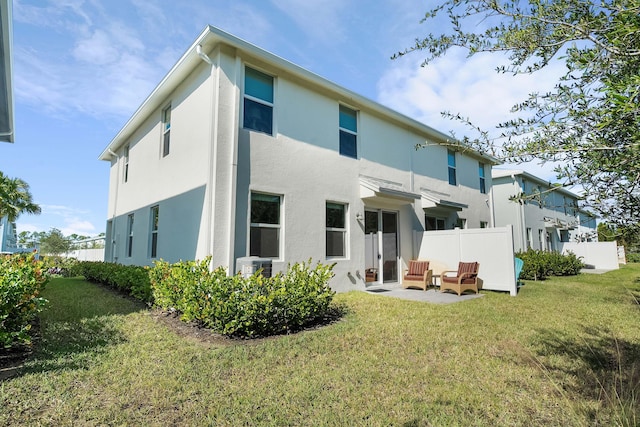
<box><xmin>78</xmin><ymin>261</ymin><xmax>152</xmax><ymax>303</ymax></box>
<box><xmin>626</xmin><ymin>252</ymin><xmax>640</xmax><ymax>263</ymax></box>
<box><xmin>0</xmin><ymin>253</ymin><xmax>49</xmax><ymax>348</ymax></box>
<box><xmin>149</xmin><ymin>258</ymin><xmax>336</xmax><ymax>338</ymax></box>
<box><xmin>516</xmin><ymin>250</ymin><xmax>585</xmax><ymax>280</ymax></box>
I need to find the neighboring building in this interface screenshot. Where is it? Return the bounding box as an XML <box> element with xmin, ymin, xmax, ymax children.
<box><xmin>99</xmin><ymin>26</ymin><xmax>498</xmax><ymax>291</ymax></box>
<box><xmin>0</xmin><ymin>0</ymin><xmax>14</xmax><ymax>143</ymax></box>
<box><xmin>491</xmin><ymin>169</ymin><xmax>597</xmax><ymax>252</ymax></box>
<box><xmin>0</xmin><ymin>216</ymin><xmax>17</xmax><ymax>253</ymax></box>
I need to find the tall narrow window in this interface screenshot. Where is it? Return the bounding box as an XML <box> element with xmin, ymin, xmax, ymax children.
<box><xmin>447</xmin><ymin>149</ymin><xmax>457</xmax><ymax>185</ymax></box>
<box><xmin>455</xmin><ymin>218</ymin><xmax>466</xmax><ymax>229</ymax></box>
<box><xmin>250</xmin><ymin>192</ymin><xmax>281</xmax><ymax>258</ymax></box>
<box><xmin>339</xmin><ymin>105</ymin><xmax>357</xmax><ymax>158</ymax></box>
<box><xmin>480</xmin><ymin>221</ymin><xmax>488</xmax><ymax>229</ymax></box>
<box><xmin>126</xmin><ymin>213</ymin><xmax>134</xmax><ymax>258</ymax></box>
<box><xmin>123</xmin><ymin>144</ymin><xmax>130</xmax><ymax>183</ymax></box>
<box><xmin>538</xmin><ymin>229</ymin><xmax>544</xmax><ymax>250</ymax></box>
<box><xmin>162</xmin><ymin>105</ymin><xmax>171</xmax><ymax>157</ymax></box>
<box><xmin>150</xmin><ymin>205</ymin><xmax>159</xmax><ymax>258</ymax></box>
<box><xmin>478</xmin><ymin>162</ymin><xmax>486</xmax><ymax>194</ymax></box>
<box><xmin>326</xmin><ymin>202</ymin><xmax>347</xmax><ymax>257</ymax></box>
<box><xmin>527</xmin><ymin>228</ymin><xmax>533</xmax><ymax>249</ymax></box>
<box><xmin>243</xmin><ymin>67</ymin><xmax>274</xmax><ymax>135</ymax></box>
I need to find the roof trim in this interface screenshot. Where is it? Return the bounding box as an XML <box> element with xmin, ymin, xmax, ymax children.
<box><xmin>491</xmin><ymin>168</ymin><xmax>582</xmax><ymax>199</ymax></box>
<box><xmin>421</xmin><ymin>190</ymin><xmax>468</xmax><ymax>212</ymax></box>
<box><xmin>99</xmin><ymin>25</ymin><xmax>497</xmax><ymax>162</ymax></box>
<box><xmin>360</xmin><ymin>176</ymin><xmax>421</xmax><ymax>203</ymax></box>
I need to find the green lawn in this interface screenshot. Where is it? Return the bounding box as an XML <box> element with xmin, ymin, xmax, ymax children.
<box><xmin>2</xmin><ymin>266</ymin><xmax>639</xmax><ymax>426</ymax></box>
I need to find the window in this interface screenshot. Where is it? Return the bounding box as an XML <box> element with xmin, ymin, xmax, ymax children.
<box><xmin>150</xmin><ymin>205</ymin><xmax>159</xmax><ymax>258</ymax></box>
<box><xmin>447</xmin><ymin>150</ymin><xmax>457</xmax><ymax>185</ymax></box>
<box><xmin>123</xmin><ymin>144</ymin><xmax>130</xmax><ymax>183</ymax></box>
<box><xmin>480</xmin><ymin>221</ymin><xmax>488</xmax><ymax>229</ymax></box>
<box><xmin>339</xmin><ymin>105</ymin><xmax>357</xmax><ymax>158</ymax></box>
<box><xmin>455</xmin><ymin>218</ymin><xmax>466</xmax><ymax>229</ymax></box>
<box><xmin>538</xmin><ymin>229</ymin><xmax>544</xmax><ymax>250</ymax></box>
<box><xmin>250</xmin><ymin>192</ymin><xmax>281</xmax><ymax>258</ymax></box>
<box><xmin>479</xmin><ymin>162</ymin><xmax>486</xmax><ymax>194</ymax></box>
<box><xmin>162</xmin><ymin>105</ymin><xmax>171</xmax><ymax>157</ymax></box>
<box><xmin>243</xmin><ymin>67</ymin><xmax>274</xmax><ymax>135</ymax></box>
<box><xmin>526</xmin><ymin>228</ymin><xmax>533</xmax><ymax>250</ymax></box>
<box><xmin>126</xmin><ymin>214</ymin><xmax>134</xmax><ymax>257</ymax></box>
<box><xmin>425</xmin><ymin>216</ymin><xmax>446</xmax><ymax>231</ymax></box>
<box><xmin>326</xmin><ymin>202</ymin><xmax>347</xmax><ymax>257</ymax></box>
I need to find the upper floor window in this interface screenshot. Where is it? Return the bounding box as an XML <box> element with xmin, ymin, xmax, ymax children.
<box><xmin>339</xmin><ymin>105</ymin><xmax>357</xmax><ymax>158</ymax></box>
<box><xmin>123</xmin><ymin>144</ymin><xmax>130</xmax><ymax>183</ymax></box>
<box><xmin>478</xmin><ymin>162</ymin><xmax>486</xmax><ymax>194</ymax></box>
<box><xmin>250</xmin><ymin>192</ymin><xmax>281</xmax><ymax>258</ymax></box>
<box><xmin>447</xmin><ymin>149</ymin><xmax>457</xmax><ymax>185</ymax></box>
<box><xmin>126</xmin><ymin>213</ymin><xmax>134</xmax><ymax>258</ymax></box>
<box><xmin>162</xmin><ymin>105</ymin><xmax>171</xmax><ymax>157</ymax></box>
<box><xmin>326</xmin><ymin>202</ymin><xmax>347</xmax><ymax>257</ymax></box>
<box><xmin>243</xmin><ymin>67</ymin><xmax>274</xmax><ymax>135</ymax></box>
<box><xmin>150</xmin><ymin>205</ymin><xmax>159</xmax><ymax>258</ymax></box>
<box><xmin>480</xmin><ymin>221</ymin><xmax>488</xmax><ymax>229</ymax></box>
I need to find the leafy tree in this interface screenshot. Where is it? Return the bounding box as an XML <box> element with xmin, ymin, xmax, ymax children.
<box><xmin>598</xmin><ymin>221</ymin><xmax>639</xmax><ymax>252</ymax></box>
<box><xmin>397</xmin><ymin>0</ymin><xmax>640</xmax><ymax>226</ymax></box>
<box><xmin>0</xmin><ymin>171</ymin><xmax>41</xmax><ymax>222</ymax></box>
<box><xmin>39</xmin><ymin>228</ymin><xmax>72</xmax><ymax>256</ymax></box>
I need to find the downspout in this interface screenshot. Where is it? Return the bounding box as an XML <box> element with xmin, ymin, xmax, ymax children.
<box><xmin>197</xmin><ymin>45</ymin><xmax>218</xmax><ymax>260</ymax></box>
<box><xmin>108</xmin><ymin>148</ymin><xmax>119</xmax><ymax>262</ymax></box>
<box><xmin>512</xmin><ymin>173</ymin><xmax>526</xmax><ymax>251</ymax></box>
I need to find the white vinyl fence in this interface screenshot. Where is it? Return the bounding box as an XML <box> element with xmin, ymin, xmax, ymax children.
<box><xmin>559</xmin><ymin>241</ymin><xmax>619</xmax><ymax>270</ymax></box>
<box><xmin>66</xmin><ymin>248</ymin><xmax>105</xmax><ymax>262</ymax></box>
<box><xmin>415</xmin><ymin>226</ymin><xmax>518</xmax><ymax>296</ymax></box>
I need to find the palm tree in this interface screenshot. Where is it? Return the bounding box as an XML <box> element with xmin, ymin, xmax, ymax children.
<box><xmin>0</xmin><ymin>171</ymin><xmax>41</xmax><ymax>222</ymax></box>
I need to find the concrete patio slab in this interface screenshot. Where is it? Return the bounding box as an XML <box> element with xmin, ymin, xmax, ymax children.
<box><xmin>364</xmin><ymin>285</ymin><xmax>485</xmax><ymax>304</ymax></box>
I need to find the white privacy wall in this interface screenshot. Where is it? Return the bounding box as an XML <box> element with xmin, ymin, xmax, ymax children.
<box><xmin>560</xmin><ymin>241</ymin><xmax>619</xmax><ymax>270</ymax></box>
<box><xmin>416</xmin><ymin>226</ymin><xmax>518</xmax><ymax>296</ymax></box>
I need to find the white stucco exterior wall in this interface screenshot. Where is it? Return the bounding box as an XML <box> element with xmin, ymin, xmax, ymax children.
<box><xmin>101</xmin><ymin>27</ymin><xmax>499</xmax><ymax>292</ymax></box>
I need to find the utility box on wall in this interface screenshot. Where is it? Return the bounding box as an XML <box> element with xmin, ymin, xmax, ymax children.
<box><xmin>236</xmin><ymin>257</ymin><xmax>272</xmax><ymax>278</ymax></box>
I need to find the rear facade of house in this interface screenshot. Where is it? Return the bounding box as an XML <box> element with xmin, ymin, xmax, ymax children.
<box><xmin>100</xmin><ymin>26</ymin><xmax>496</xmax><ymax>291</ymax></box>
<box><xmin>491</xmin><ymin>169</ymin><xmax>597</xmax><ymax>253</ymax></box>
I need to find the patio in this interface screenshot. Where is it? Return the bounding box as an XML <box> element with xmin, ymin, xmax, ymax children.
<box><xmin>365</xmin><ymin>284</ymin><xmax>485</xmax><ymax>304</ymax></box>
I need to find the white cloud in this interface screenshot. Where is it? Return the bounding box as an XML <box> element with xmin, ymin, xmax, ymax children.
<box><xmin>72</xmin><ymin>29</ymin><xmax>120</xmax><ymax>65</ymax></box>
<box><xmin>268</xmin><ymin>0</ymin><xmax>347</xmax><ymax>43</ymax></box>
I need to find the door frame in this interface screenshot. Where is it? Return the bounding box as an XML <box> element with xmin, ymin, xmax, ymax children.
<box><xmin>364</xmin><ymin>208</ymin><xmax>400</xmax><ymax>284</ymax></box>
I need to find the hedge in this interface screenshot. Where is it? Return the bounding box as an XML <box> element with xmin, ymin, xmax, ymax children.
<box><xmin>149</xmin><ymin>258</ymin><xmax>336</xmax><ymax>338</ymax></box>
<box><xmin>516</xmin><ymin>250</ymin><xmax>584</xmax><ymax>280</ymax></box>
<box><xmin>0</xmin><ymin>253</ymin><xmax>48</xmax><ymax>348</ymax></box>
<box><xmin>78</xmin><ymin>261</ymin><xmax>152</xmax><ymax>303</ymax></box>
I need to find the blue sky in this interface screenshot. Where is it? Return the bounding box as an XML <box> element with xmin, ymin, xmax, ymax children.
<box><xmin>1</xmin><ymin>0</ymin><xmax>564</xmax><ymax>237</ymax></box>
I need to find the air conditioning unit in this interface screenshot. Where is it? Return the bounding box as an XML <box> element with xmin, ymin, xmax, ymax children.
<box><xmin>236</xmin><ymin>256</ymin><xmax>272</xmax><ymax>278</ymax></box>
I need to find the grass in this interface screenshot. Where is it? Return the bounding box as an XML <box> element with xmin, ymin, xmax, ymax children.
<box><xmin>1</xmin><ymin>267</ymin><xmax>640</xmax><ymax>426</ymax></box>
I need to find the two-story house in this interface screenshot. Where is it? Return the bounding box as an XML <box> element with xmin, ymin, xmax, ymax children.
<box><xmin>99</xmin><ymin>26</ymin><xmax>498</xmax><ymax>291</ymax></box>
<box><xmin>491</xmin><ymin>169</ymin><xmax>597</xmax><ymax>253</ymax></box>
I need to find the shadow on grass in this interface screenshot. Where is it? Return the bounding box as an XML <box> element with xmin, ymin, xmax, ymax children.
<box><xmin>8</xmin><ymin>278</ymin><xmax>147</xmax><ymax>378</ymax></box>
<box><xmin>533</xmin><ymin>326</ymin><xmax>640</xmax><ymax>422</ymax></box>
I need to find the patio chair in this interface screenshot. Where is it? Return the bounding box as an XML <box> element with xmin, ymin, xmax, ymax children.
<box><xmin>440</xmin><ymin>262</ymin><xmax>480</xmax><ymax>296</ymax></box>
<box><xmin>402</xmin><ymin>260</ymin><xmax>433</xmax><ymax>291</ymax></box>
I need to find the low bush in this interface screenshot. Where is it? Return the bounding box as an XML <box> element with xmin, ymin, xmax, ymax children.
<box><xmin>626</xmin><ymin>252</ymin><xmax>640</xmax><ymax>263</ymax></box>
<box><xmin>149</xmin><ymin>258</ymin><xmax>336</xmax><ymax>338</ymax></box>
<box><xmin>78</xmin><ymin>261</ymin><xmax>152</xmax><ymax>303</ymax></box>
<box><xmin>0</xmin><ymin>253</ymin><xmax>48</xmax><ymax>348</ymax></box>
<box><xmin>516</xmin><ymin>250</ymin><xmax>585</xmax><ymax>280</ymax></box>
<box><xmin>40</xmin><ymin>256</ymin><xmax>82</xmax><ymax>277</ymax></box>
